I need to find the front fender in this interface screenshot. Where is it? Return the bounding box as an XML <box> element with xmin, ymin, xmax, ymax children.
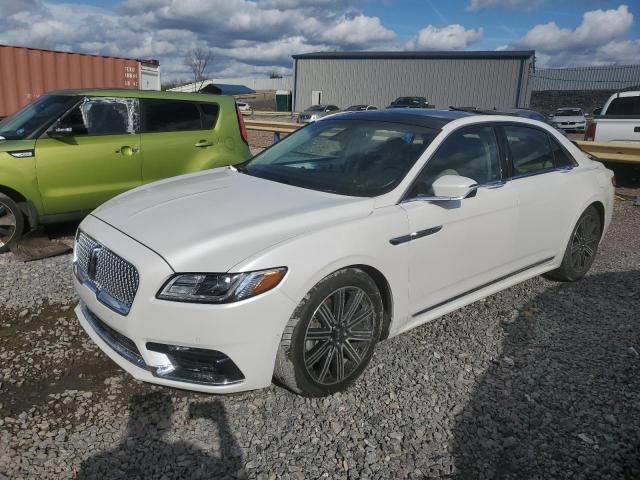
<box><xmin>0</xmin><ymin>140</ymin><xmax>43</xmax><ymax>214</ymax></box>
<box><xmin>230</xmin><ymin>205</ymin><xmax>412</xmax><ymax>337</ymax></box>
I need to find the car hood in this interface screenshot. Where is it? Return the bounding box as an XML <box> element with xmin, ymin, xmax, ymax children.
<box><xmin>552</xmin><ymin>115</ymin><xmax>585</xmax><ymax>122</ymax></box>
<box><xmin>92</xmin><ymin>167</ymin><xmax>374</xmax><ymax>272</ymax></box>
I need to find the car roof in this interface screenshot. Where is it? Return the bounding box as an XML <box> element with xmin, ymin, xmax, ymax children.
<box><xmin>324</xmin><ymin>108</ymin><xmax>472</xmax><ymax>128</ymax></box>
<box><xmin>44</xmin><ymin>88</ymin><xmax>228</xmax><ymax>103</ymax></box>
<box><xmin>557</xmin><ymin>107</ymin><xmax>582</xmax><ymax>111</ymax></box>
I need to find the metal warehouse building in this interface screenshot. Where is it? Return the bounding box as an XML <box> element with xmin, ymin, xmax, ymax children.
<box><xmin>292</xmin><ymin>50</ymin><xmax>535</xmax><ymax>112</ymax></box>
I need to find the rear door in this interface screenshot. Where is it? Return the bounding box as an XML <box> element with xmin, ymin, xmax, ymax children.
<box><xmin>500</xmin><ymin>124</ymin><xmax>576</xmax><ymax>267</ymax></box>
<box><xmin>35</xmin><ymin>96</ymin><xmax>141</xmax><ymax>215</ymax></box>
<box><xmin>140</xmin><ymin>99</ymin><xmax>221</xmax><ymax>183</ymax></box>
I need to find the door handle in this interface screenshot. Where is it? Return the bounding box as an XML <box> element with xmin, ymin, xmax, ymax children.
<box><xmin>115</xmin><ymin>146</ymin><xmax>139</xmax><ymax>156</ymax></box>
<box><xmin>194</xmin><ymin>140</ymin><xmax>214</xmax><ymax>148</ymax></box>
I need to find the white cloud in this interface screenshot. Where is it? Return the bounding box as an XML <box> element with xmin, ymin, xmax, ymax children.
<box><xmin>510</xmin><ymin>4</ymin><xmax>637</xmax><ymax>67</ymax></box>
<box><xmin>0</xmin><ymin>0</ymin><xmax>397</xmax><ymax>80</ymax></box>
<box><xmin>407</xmin><ymin>24</ymin><xmax>483</xmax><ymax>50</ymax></box>
<box><xmin>518</xmin><ymin>5</ymin><xmax>633</xmax><ymax>52</ymax></box>
<box><xmin>468</xmin><ymin>0</ymin><xmax>542</xmax><ymax>10</ymax></box>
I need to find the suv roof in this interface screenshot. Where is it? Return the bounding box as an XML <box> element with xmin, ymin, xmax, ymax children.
<box><xmin>47</xmin><ymin>88</ymin><xmax>226</xmax><ymax>103</ymax></box>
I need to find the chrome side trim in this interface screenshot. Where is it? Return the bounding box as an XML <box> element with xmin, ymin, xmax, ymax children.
<box><xmin>390</xmin><ymin>226</ymin><xmax>442</xmax><ymax>245</ymax></box>
<box><xmin>412</xmin><ymin>256</ymin><xmax>555</xmax><ymax>317</ymax></box>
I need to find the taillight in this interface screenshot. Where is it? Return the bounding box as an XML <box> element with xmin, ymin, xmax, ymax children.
<box><xmin>236</xmin><ymin>106</ymin><xmax>249</xmax><ymax>145</ymax></box>
<box><xmin>584</xmin><ymin>122</ymin><xmax>596</xmax><ymax>141</ymax></box>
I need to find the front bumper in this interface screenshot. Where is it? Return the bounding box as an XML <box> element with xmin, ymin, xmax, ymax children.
<box><xmin>74</xmin><ymin>215</ymin><xmax>297</xmax><ymax>394</ymax></box>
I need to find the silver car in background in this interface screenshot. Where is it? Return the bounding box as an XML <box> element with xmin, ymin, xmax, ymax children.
<box><xmin>298</xmin><ymin>104</ymin><xmax>340</xmax><ymax>123</ymax></box>
<box><xmin>550</xmin><ymin>108</ymin><xmax>586</xmax><ymax>132</ymax></box>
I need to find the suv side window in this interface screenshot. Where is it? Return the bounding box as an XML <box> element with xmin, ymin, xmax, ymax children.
<box><xmin>606</xmin><ymin>96</ymin><xmax>640</xmax><ymax>115</ymax></box>
<box><xmin>143</xmin><ymin>100</ymin><xmax>202</xmax><ymax>132</ymax></box>
<box><xmin>58</xmin><ymin>97</ymin><xmax>138</xmax><ymax>136</ymax></box>
<box><xmin>408</xmin><ymin>126</ymin><xmax>500</xmax><ymax>197</ymax></box>
<box><xmin>504</xmin><ymin>125</ymin><xmax>554</xmax><ymax>176</ymax></box>
<box><xmin>548</xmin><ymin>135</ymin><xmax>576</xmax><ymax>168</ymax></box>
<box><xmin>199</xmin><ymin>103</ymin><xmax>220</xmax><ymax>129</ymax></box>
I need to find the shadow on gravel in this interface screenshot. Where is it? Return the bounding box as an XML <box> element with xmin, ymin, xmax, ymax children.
<box><xmin>77</xmin><ymin>393</ymin><xmax>243</xmax><ymax>479</ymax></box>
<box><xmin>451</xmin><ymin>271</ymin><xmax>640</xmax><ymax>479</ymax></box>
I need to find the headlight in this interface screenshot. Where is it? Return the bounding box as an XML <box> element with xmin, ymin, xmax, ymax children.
<box><xmin>157</xmin><ymin>267</ymin><xmax>287</xmax><ymax>303</ymax></box>
<box><xmin>310</xmin><ymin>114</ymin><xmax>318</xmax><ymax>121</ymax></box>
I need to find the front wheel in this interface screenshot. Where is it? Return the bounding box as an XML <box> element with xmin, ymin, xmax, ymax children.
<box><xmin>274</xmin><ymin>268</ymin><xmax>383</xmax><ymax>396</ymax></box>
<box><xmin>0</xmin><ymin>193</ymin><xmax>24</xmax><ymax>254</ymax></box>
<box><xmin>545</xmin><ymin>205</ymin><xmax>602</xmax><ymax>282</ymax></box>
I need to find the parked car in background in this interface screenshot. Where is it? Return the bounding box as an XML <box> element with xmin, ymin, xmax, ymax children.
<box><xmin>345</xmin><ymin>105</ymin><xmax>378</xmax><ymax>111</ymax></box>
<box><xmin>387</xmin><ymin>97</ymin><xmax>431</xmax><ymax>109</ymax></box>
<box><xmin>236</xmin><ymin>101</ymin><xmax>253</xmax><ymax>115</ymax></box>
<box><xmin>298</xmin><ymin>104</ymin><xmax>340</xmax><ymax>123</ymax></box>
<box><xmin>73</xmin><ymin>109</ymin><xmax>613</xmax><ymax>396</ymax></box>
<box><xmin>0</xmin><ymin>89</ymin><xmax>251</xmax><ymax>252</ymax></box>
<box><xmin>550</xmin><ymin>108</ymin><xmax>586</xmax><ymax>132</ymax></box>
<box><xmin>585</xmin><ymin>91</ymin><xmax>640</xmax><ymax>142</ymax></box>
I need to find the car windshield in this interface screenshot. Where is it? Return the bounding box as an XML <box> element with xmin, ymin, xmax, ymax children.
<box><xmin>346</xmin><ymin>105</ymin><xmax>367</xmax><ymax>111</ymax></box>
<box><xmin>395</xmin><ymin>97</ymin><xmax>421</xmax><ymax>104</ymax></box>
<box><xmin>0</xmin><ymin>94</ymin><xmax>76</xmax><ymax>140</ymax></box>
<box><xmin>555</xmin><ymin>109</ymin><xmax>583</xmax><ymax>117</ymax></box>
<box><xmin>306</xmin><ymin>105</ymin><xmax>325</xmax><ymax>112</ymax></box>
<box><xmin>244</xmin><ymin>119</ymin><xmax>437</xmax><ymax>197</ymax></box>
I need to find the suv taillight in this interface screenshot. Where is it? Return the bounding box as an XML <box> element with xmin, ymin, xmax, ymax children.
<box><xmin>236</xmin><ymin>106</ymin><xmax>249</xmax><ymax>145</ymax></box>
<box><xmin>584</xmin><ymin>122</ymin><xmax>596</xmax><ymax>141</ymax></box>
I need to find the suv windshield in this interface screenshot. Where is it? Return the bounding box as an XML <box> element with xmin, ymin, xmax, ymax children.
<box><xmin>555</xmin><ymin>109</ymin><xmax>583</xmax><ymax>117</ymax></box>
<box><xmin>0</xmin><ymin>95</ymin><xmax>76</xmax><ymax>140</ymax></box>
<box><xmin>244</xmin><ymin>119</ymin><xmax>437</xmax><ymax>197</ymax></box>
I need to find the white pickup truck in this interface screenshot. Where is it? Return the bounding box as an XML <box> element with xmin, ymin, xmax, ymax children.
<box><xmin>586</xmin><ymin>91</ymin><xmax>640</xmax><ymax>142</ymax></box>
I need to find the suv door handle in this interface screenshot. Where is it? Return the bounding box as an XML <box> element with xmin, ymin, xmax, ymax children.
<box><xmin>194</xmin><ymin>140</ymin><xmax>214</xmax><ymax>148</ymax></box>
<box><xmin>115</xmin><ymin>146</ymin><xmax>138</xmax><ymax>156</ymax></box>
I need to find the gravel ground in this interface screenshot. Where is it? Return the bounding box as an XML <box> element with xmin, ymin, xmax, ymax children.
<box><xmin>1</xmin><ymin>193</ymin><xmax>639</xmax><ymax>478</ymax></box>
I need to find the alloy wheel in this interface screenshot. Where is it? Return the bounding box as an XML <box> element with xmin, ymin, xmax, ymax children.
<box><xmin>570</xmin><ymin>212</ymin><xmax>599</xmax><ymax>272</ymax></box>
<box><xmin>303</xmin><ymin>286</ymin><xmax>376</xmax><ymax>385</ymax></box>
<box><xmin>0</xmin><ymin>202</ymin><xmax>17</xmax><ymax>248</ymax></box>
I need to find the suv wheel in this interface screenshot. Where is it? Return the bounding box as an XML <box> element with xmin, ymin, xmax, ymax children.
<box><xmin>0</xmin><ymin>193</ymin><xmax>24</xmax><ymax>254</ymax></box>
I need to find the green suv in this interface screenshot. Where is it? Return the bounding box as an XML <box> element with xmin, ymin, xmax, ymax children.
<box><xmin>0</xmin><ymin>89</ymin><xmax>252</xmax><ymax>252</ymax></box>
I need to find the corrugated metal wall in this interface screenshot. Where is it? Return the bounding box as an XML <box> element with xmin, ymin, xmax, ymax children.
<box><xmin>294</xmin><ymin>57</ymin><xmax>532</xmax><ymax>111</ymax></box>
<box><xmin>531</xmin><ymin>65</ymin><xmax>640</xmax><ymax>91</ymax></box>
<box><xmin>0</xmin><ymin>45</ymin><xmax>141</xmax><ymax>117</ymax></box>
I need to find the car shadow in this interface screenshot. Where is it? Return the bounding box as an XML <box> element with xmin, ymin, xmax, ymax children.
<box><xmin>76</xmin><ymin>393</ymin><xmax>244</xmax><ymax>479</ymax></box>
<box><xmin>451</xmin><ymin>270</ymin><xmax>640</xmax><ymax>479</ymax></box>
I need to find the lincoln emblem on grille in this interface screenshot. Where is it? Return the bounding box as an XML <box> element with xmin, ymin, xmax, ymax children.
<box><xmin>87</xmin><ymin>246</ymin><xmax>101</xmax><ymax>280</ymax></box>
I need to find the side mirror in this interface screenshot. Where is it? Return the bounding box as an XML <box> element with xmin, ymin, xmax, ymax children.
<box><xmin>430</xmin><ymin>175</ymin><xmax>478</xmax><ymax>201</ymax></box>
<box><xmin>48</xmin><ymin>126</ymin><xmax>74</xmax><ymax>138</ymax></box>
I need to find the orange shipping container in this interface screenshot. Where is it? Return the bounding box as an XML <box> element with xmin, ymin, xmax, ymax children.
<box><xmin>0</xmin><ymin>44</ymin><xmax>158</xmax><ymax>117</ymax></box>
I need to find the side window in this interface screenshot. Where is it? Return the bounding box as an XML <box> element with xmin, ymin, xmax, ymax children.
<box><xmin>504</xmin><ymin>125</ymin><xmax>554</xmax><ymax>176</ymax></box>
<box><xmin>143</xmin><ymin>100</ymin><xmax>202</xmax><ymax>132</ymax></box>
<box><xmin>606</xmin><ymin>96</ymin><xmax>640</xmax><ymax>115</ymax></box>
<box><xmin>549</xmin><ymin>135</ymin><xmax>576</xmax><ymax>167</ymax></box>
<box><xmin>59</xmin><ymin>97</ymin><xmax>138</xmax><ymax>136</ymax></box>
<box><xmin>408</xmin><ymin>126</ymin><xmax>500</xmax><ymax>197</ymax></box>
<box><xmin>199</xmin><ymin>103</ymin><xmax>220</xmax><ymax>129</ymax></box>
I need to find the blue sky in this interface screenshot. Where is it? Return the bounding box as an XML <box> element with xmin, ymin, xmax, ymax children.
<box><xmin>3</xmin><ymin>0</ymin><xmax>640</xmax><ymax>81</ymax></box>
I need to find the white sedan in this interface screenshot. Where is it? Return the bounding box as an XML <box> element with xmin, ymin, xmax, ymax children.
<box><xmin>73</xmin><ymin>110</ymin><xmax>614</xmax><ymax>396</ymax></box>
<box><xmin>550</xmin><ymin>107</ymin><xmax>587</xmax><ymax>132</ymax></box>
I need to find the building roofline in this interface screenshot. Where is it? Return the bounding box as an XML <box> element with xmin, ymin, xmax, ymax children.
<box><xmin>0</xmin><ymin>43</ymin><xmax>159</xmax><ymax>65</ymax></box>
<box><xmin>292</xmin><ymin>50</ymin><xmax>535</xmax><ymax>61</ymax></box>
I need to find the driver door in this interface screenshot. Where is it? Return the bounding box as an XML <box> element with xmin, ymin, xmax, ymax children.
<box><xmin>400</xmin><ymin>125</ymin><xmax>519</xmax><ymax>320</ymax></box>
<box><xmin>35</xmin><ymin>96</ymin><xmax>142</xmax><ymax>215</ymax></box>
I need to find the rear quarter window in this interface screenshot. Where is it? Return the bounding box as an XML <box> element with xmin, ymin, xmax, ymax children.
<box><xmin>605</xmin><ymin>96</ymin><xmax>640</xmax><ymax>115</ymax></box>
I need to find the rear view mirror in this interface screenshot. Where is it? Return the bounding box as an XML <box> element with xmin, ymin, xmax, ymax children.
<box><xmin>430</xmin><ymin>175</ymin><xmax>478</xmax><ymax>201</ymax></box>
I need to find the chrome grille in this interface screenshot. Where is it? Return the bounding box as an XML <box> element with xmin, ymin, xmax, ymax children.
<box><xmin>74</xmin><ymin>231</ymin><xmax>140</xmax><ymax>312</ymax></box>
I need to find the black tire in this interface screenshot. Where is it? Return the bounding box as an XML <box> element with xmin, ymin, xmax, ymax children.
<box><xmin>274</xmin><ymin>268</ymin><xmax>383</xmax><ymax>396</ymax></box>
<box><xmin>544</xmin><ymin>205</ymin><xmax>602</xmax><ymax>282</ymax></box>
<box><xmin>0</xmin><ymin>193</ymin><xmax>24</xmax><ymax>254</ymax></box>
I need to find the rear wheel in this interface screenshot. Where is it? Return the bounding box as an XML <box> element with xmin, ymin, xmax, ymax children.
<box><xmin>545</xmin><ymin>205</ymin><xmax>601</xmax><ymax>282</ymax></box>
<box><xmin>0</xmin><ymin>193</ymin><xmax>24</xmax><ymax>254</ymax></box>
<box><xmin>274</xmin><ymin>268</ymin><xmax>383</xmax><ymax>396</ymax></box>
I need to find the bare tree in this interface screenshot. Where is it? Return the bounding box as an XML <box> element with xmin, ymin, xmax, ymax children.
<box><xmin>183</xmin><ymin>48</ymin><xmax>213</xmax><ymax>92</ymax></box>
